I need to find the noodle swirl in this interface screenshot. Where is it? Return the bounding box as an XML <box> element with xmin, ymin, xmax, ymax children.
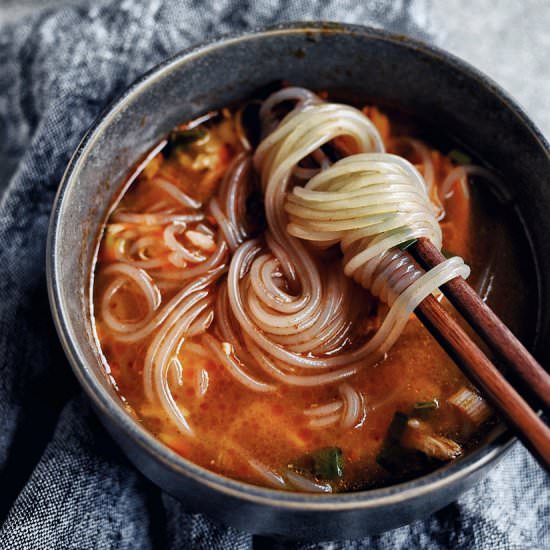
<box><xmin>218</xmin><ymin>89</ymin><xmax>470</xmax><ymax>387</ymax></box>
<box><xmin>97</xmin><ymin>88</ymin><xmax>474</xmax><ymax>445</ymax></box>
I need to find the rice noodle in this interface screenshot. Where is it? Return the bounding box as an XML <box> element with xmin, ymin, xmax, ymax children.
<box><xmin>259</xmin><ymin>86</ymin><xmax>321</xmax><ymax>135</ymax></box>
<box><xmin>187</xmin><ymin>308</ymin><xmax>215</xmax><ymax>337</ymax></box>
<box><xmin>391</xmin><ymin>137</ymin><xmax>435</xmax><ymax>190</ymax></box>
<box><xmin>163</xmin><ymin>223</ymin><xmax>208</xmax><ymax>264</ymax></box>
<box><xmin>304</xmin><ymin>401</ymin><xmax>343</xmax><ymax>417</ymax></box>
<box><xmin>365</xmin><ymin>381</ymin><xmax>407</xmax><ymax>412</ymax></box>
<box><xmin>112</xmin><ymin>211</ymin><xmax>203</xmax><ymax>225</ymax></box>
<box><xmin>232</xmin><ymin>443</ymin><xmax>288</xmax><ymax>488</ymax></box>
<box><xmin>308</xmin><ymin>413</ymin><xmax>341</xmax><ymax>429</ymax></box>
<box><xmin>202</xmin><ymin>334</ymin><xmax>275</xmax><ymax>393</ymax></box>
<box><xmin>339</xmin><ymin>383</ymin><xmax>365</xmax><ymax>430</ymax></box>
<box><xmin>144</xmin><ymin>290</ymin><xmax>215</xmax><ymax>435</ymax></box>
<box><xmin>150</xmin><ymin>238</ymin><xmax>228</xmax><ymax>284</ymax></box>
<box><xmin>390</xmin><ymin>136</ymin><xmax>444</xmax><ymax>220</ymax></box>
<box><xmin>107</xmin><ymin>268</ymin><xmax>223</xmax><ymax>343</ymax></box>
<box><xmin>151</xmin><ymin>178</ymin><xmax>202</xmax><ymax>209</ymax></box>
<box><xmin>209</xmin><ymin>198</ymin><xmax>241</xmax><ymax>251</ymax></box>
<box><xmin>285</xmin><ymin>470</ymin><xmax>333</xmax><ymax>493</ymax></box>
<box><xmin>303</xmin><ymin>384</ymin><xmax>365</xmax><ymax>430</ymax></box>
<box><xmin>209</xmin><ymin>153</ymin><xmax>253</xmax><ymax>251</ymax></box>
<box><xmin>100</xmin><ymin>263</ymin><xmax>161</xmax><ymax>333</ymax></box>
<box><xmin>440</xmin><ymin>164</ymin><xmax>505</xmax><ymax>201</ymax></box>
<box><xmin>194</xmin><ymin>367</ymin><xmax>209</xmax><ymax>399</ymax></box>
<box><xmin>248</xmin><ymin>459</ymin><xmax>287</xmax><ymax>488</ymax></box>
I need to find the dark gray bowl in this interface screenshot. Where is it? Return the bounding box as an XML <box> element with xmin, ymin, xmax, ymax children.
<box><xmin>46</xmin><ymin>22</ymin><xmax>550</xmax><ymax>540</ymax></box>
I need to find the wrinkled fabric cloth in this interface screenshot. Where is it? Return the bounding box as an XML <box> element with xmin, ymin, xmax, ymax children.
<box><xmin>0</xmin><ymin>1</ymin><xmax>548</xmax><ymax>548</ymax></box>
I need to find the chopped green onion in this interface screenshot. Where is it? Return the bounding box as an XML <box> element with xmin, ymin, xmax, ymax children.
<box><xmin>311</xmin><ymin>447</ymin><xmax>344</xmax><ymax>481</ymax></box>
<box><xmin>398</xmin><ymin>238</ymin><xmax>417</xmax><ymax>251</ymax></box>
<box><xmin>449</xmin><ymin>149</ymin><xmax>472</xmax><ymax>166</ymax></box>
<box><xmin>167</xmin><ymin>127</ymin><xmax>207</xmax><ymax>155</ymax></box>
<box><xmin>404</xmin><ymin>420</ymin><xmax>463</xmax><ymax>460</ymax></box>
<box><xmin>414</xmin><ymin>399</ymin><xmax>440</xmax><ymax>411</ymax></box>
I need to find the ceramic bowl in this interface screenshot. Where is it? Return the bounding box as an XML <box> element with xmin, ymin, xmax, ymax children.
<box><xmin>47</xmin><ymin>22</ymin><xmax>550</xmax><ymax>540</ymax></box>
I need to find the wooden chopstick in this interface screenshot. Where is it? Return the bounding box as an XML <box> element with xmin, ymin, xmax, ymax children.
<box><xmin>406</xmin><ymin>237</ymin><xmax>550</xmax><ymax>471</ymax></box>
<box><xmin>412</xmin><ymin>237</ymin><xmax>550</xmax><ymax>411</ymax></box>
<box><xmin>415</xmin><ymin>294</ymin><xmax>550</xmax><ymax>472</ymax></box>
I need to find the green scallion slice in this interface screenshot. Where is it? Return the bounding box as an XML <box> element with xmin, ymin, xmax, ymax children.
<box><xmin>311</xmin><ymin>447</ymin><xmax>344</xmax><ymax>481</ymax></box>
<box><xmin>167</xmin><ymin>127</ymin><xmax>207</xmax><ymax>154</ymax></box>
<box><xmin>414</xmin><ymin>399</ymin><xmax>440</xmax><ymax>411</ymax></box>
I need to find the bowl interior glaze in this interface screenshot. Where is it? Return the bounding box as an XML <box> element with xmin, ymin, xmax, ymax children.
<box><xmin>47</xmin><ymin>23</ymin><xmax>550</xmax><ymax>540</ymax></box>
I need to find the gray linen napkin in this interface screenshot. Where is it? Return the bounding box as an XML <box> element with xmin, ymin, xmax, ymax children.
<box><xmin>0</xmin><ymin>1</ymin><xmax>548</xmax><ymax>548</ymax></box>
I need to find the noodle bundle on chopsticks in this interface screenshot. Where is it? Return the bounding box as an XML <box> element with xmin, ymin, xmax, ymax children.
<box><xmin>211</xmin><ymin>88</ymin><xmax>469</xmax><ymax>396</ymax></box>
<box><xmin>285</xmin><ymin>153</ymin><xmax>470</xmax><ymax>351</ymax></box>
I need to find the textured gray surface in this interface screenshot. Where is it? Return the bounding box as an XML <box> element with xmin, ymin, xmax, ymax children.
<box><xmin>0</xmin><ymin>1</ymin><xmax>548</xmax><ymax>549</ymax></box>
<box><xmin>1</xmin><ymin>0</ymin><xmax>549</xmax><ymax>138</ymax></box>
<box><xmin>0</xmin><ymin>0</ymin><xmax>85</xmax><ymax>23</ymax></box>
<box><xmin>1</xmin><ymin>0</ymin><xmax>549</xmax><ymax>185</ymax></box>
<box><xmin>428</xmin><ymin>0</ymin><xmax>550</xmax><ymax>140</ymax></box>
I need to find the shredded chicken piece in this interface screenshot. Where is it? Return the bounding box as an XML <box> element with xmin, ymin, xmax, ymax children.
<box><xmin>403</xmin><ymin>419</ymin><xmax>463</xmax><ymax>460</ymax></box>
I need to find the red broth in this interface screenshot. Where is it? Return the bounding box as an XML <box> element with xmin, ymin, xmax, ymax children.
<box><xmin>92</xmin><ymin>97</ymin><xmax>537</xmax><ymax>491</ymax></box>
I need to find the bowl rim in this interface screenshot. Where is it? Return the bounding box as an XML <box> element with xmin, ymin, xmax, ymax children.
<box><xmin>46</xmin><ymin>21</ymin><xmax>547</xmax><ymax>511</ymax></box>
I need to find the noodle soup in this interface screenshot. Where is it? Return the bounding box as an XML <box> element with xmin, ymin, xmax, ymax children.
<box><xmin>92</xmin><ymin>88</ymin><xmax>536</xmax><ymax>492</ymax></box>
